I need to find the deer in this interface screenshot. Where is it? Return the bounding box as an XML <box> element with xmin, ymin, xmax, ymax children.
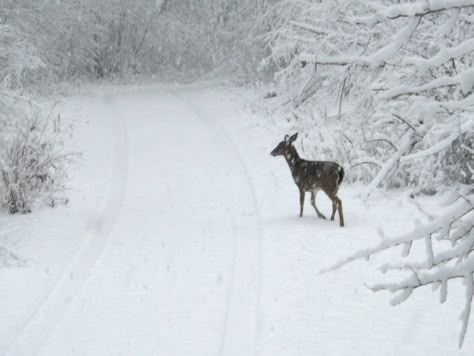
<box><xmin>270</xmin><ymin>133</ymin><xmax>345</xmax><ymax>227</ymax></box>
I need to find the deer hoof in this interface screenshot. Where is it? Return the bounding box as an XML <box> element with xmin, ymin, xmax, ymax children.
<box><xmin>318</xmin><ymin>214</ymin><xmax>327</xmax><ymax>220</ymax></box>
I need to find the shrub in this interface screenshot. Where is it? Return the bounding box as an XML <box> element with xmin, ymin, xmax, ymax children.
<box><xmin>0</xmin><ymin>99</ymin><xmax>74</xmax><ymax>214</ymax></box>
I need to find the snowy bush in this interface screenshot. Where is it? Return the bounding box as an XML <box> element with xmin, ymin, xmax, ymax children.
<box><xmin>0</xmin><ymin>97</ymin><xmax>73</xmax><ymax>214</ymax></box>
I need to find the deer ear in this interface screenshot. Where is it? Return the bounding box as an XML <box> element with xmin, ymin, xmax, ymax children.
<box><xmin>284</xmin><ymin>134</ymin><xmax>290</xmax><ymax>143</ymax></box>
<box><xmin>289</xmin><ymin>132</ymin><xmax>298</xmax><ymax>143</ymax></box>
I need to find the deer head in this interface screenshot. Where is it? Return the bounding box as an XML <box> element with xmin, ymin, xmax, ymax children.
<box><xmin>270</xmin><ymin>133</ymin><xmax>298</xmax><ymax>157</ymax></box>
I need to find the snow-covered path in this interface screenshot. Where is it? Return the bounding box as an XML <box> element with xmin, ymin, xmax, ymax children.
<box><xmin>7</xmin><ymin>87</ymin><xmax>262</xmax><ymax>356</ymax></box>
<box><xmin>2</xmin><ymin>85</ymin><xmax>472</xmax><ymax>355</ymax></box>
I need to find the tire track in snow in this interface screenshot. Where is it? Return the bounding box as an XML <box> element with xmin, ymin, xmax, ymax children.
<box><xmin>5</xmin><ymin>92</ymin><xmax>129</xmax><ymax>356</ymax></box>
<box><xmin>167</xmin><ymin>90</ymin><xmax>238</xmax><ymax>356</ymax></box>
<box><xmin>171</xmin><ymin>89</ymin><xmax>264</xmax><ymax>356</ymax></box>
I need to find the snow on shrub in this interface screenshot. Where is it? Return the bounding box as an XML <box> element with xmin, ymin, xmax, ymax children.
<box><xmin>0</xmin><ymin>96</ymin><xmax>74</xmax><ymax>214</ymax></box>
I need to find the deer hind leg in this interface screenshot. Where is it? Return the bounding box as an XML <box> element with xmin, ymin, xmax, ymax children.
<box><xmin>330</xmin><ymin>199</ymin><xmax>337</xmax><ymax>221</ymax></box>
<box><xmin>299</xmin><ymin>188</ymin><xmax>305</xmax><ymax>217</ymax></box>
<box><xmin>336</xmin><ymin>196</ymin><xmax>344</xmax><ymax>227</ymax></box>
<box><xmin>311</xmin><ymin>190</ymin><xmax>326</xmax><ymax>219</ymax></box>
<box><xmin>326</xmin><ymin>190</ymin><xmax>344</xmax><ymax>227</ymax></box>
<box><xmin>330</xmin><ymin>195</ymin><xmax>344</xmax><ymax>227</ymax></box>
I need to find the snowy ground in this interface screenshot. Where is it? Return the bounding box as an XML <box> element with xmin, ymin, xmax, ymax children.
<box><xmin>0</xmin><ymin>84</ymin><xmax>472</xmax><ymax>355</ymax></box>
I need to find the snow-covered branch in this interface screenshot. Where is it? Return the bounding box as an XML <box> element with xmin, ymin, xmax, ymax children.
<box><xmin>352</xmin><ymin>0</ymin><xmax>474</xmax><ymax>26</ymax></box>
<box><xmin>323</xmin><ymin>195</ymin><xmax>473</xmax><ymax>272</ymax></box>
<box><xmin>382</xmin><ymin>69</ymin><xmax>474</xmax><ymax>99</ymax></box>
<box><xmin>363</xmin><ymin>130</ymin><xmax>417</xmax><ymax>199</ymax></box>
<box><xmin>290</xmin><ymin>21</ymin><xmax>328</xmax><ymax>36</ymax></box>
<box><xmin>299</xmin><ymin>15</ymin><xmax>421</xmax><ymax>68</ymax></box>
<box><xmin>400</xmin><ymin>119</ymin><xmax>473</xmax><ymax>163</ymax></box>
<box><xmin>405</xmin><ymin>38</ymin><xmax>474</xmax><ymax>69</ymax></box>
<box><xmin>322</xmin><ymin>189</ymin><xmax>474</xmax><ymax>347</ymax></box>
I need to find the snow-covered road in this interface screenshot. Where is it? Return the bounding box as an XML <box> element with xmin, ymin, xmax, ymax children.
<box><xmin>7</xmin><ymin>87</ymin><xmax>262</xmax><ymax>356</ymax></box>
<box><xmin>2</xmin><ymin>85</ymin><xmax>472</xmax><ymax>355</ymax></box>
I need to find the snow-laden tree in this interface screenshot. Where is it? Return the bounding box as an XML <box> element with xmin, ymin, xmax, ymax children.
<box><xmin>0</xmin><ymin>0</ymin><xmax>48</xmax><ymax>88</ymax></box>
<box><xmin>1</xmin><ymin>0</ymin><xmax>268</xmax><ymax>84</ymax></box>
<box><xmin>262</xmin><ymin>0</ymin><xmax>473</xmax><ymax>191</ymax></box>
<box><xmin>262</xmin><ymin>0</ymin><xmax>474</xmax><ymax>347</ymax></box>
<box><xmin>150</xmin><ymin>0</ymin><xmax>271</xmax><ymax>81</ymax></box>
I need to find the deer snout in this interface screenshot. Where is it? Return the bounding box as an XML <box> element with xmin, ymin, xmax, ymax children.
<box><xmin>271</xmin><ymin>146</ymin><xmax>283</xmax><ymax>156</ymax></box>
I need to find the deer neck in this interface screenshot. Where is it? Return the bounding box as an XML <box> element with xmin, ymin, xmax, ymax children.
<box><xmin>284</xmin><ymin>146</ymin><xmax>301</xmax><ymax>174</ymax></box>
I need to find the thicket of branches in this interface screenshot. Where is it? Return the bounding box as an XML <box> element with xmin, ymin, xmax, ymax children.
<box><xmin>1</xmin><ymin>0</ymin><xmax>270</xmax><ymax>87</ymax></box>
<box><xmin>262</xmin><ymin>0</ymin><xmax>474</xmax><ymax>346</ymax></box>
<box><xmin>262</xmin><ymin>0</ymin><xmax>473</xmax><ymax>191</ymax></box>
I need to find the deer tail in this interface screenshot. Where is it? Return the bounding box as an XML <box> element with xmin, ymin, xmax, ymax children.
<box><xmin>337</xmin><ymin>166</ymin><xmax>344</xmax><ymax>186</ymax></box>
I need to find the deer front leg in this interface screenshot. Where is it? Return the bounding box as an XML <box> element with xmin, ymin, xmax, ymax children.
<box><xmin>299</xmin><ymin>188</ymin><xmax>305</xmax><ymax>217</ymax></box>
<box><xmin>311</xmin><ymin>191</ymin><xmax>327</xmax><ymax>219</ymax></box>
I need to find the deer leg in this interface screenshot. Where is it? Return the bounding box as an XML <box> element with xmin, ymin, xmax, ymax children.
<box><xmin>299</xmin><ymin>188</ymin><xmax>305</xmax><ymax>217</ymax></box>
<box><xmin>311</xmin><ymin>191</ymin><xmax>326</xmax><ymax>219</ymax></box>
<box><xmin>336</xmin><ymin>196</ymin><xmax>344</xmax><ymax>227</ymax></box>
<box><xmin>324</xmin><ymin>190</ymin><xmax>337</xmax><ymax>221</ymax></box>
<box><xmin>330</xmin><ymin>199</ymin><xmax>337</xmax><ymax>221</ymax></box>
<box><xmin>326</xmin><ymin>190</ymin><xmax>344</xmax><ymax>227</ymax></box>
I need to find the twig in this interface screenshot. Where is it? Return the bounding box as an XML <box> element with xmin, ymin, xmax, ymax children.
<box><xmin>392</xmin><ymin>113</ymin><xmax>417</xmax><ymax>132</ymax></box>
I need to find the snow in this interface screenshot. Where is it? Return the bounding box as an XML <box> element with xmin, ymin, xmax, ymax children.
<box><xmin>461</xmin><ymin>273</ymin><xmax>474</xmax><ymax>348</ymax></box>
<box><xmin>441</xmin><ymin>279</ymin><xmax>448</xmax><ymax>303</ymax></box>
<box><xmin>459</xmin><ymin>69</ymin><xmax>474</xmax><ymax>95</ymax></box>
<box><xmin>1</xmin><ymin>84</ymin><xmax>473</xmax><ymax>355</ymax></box>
